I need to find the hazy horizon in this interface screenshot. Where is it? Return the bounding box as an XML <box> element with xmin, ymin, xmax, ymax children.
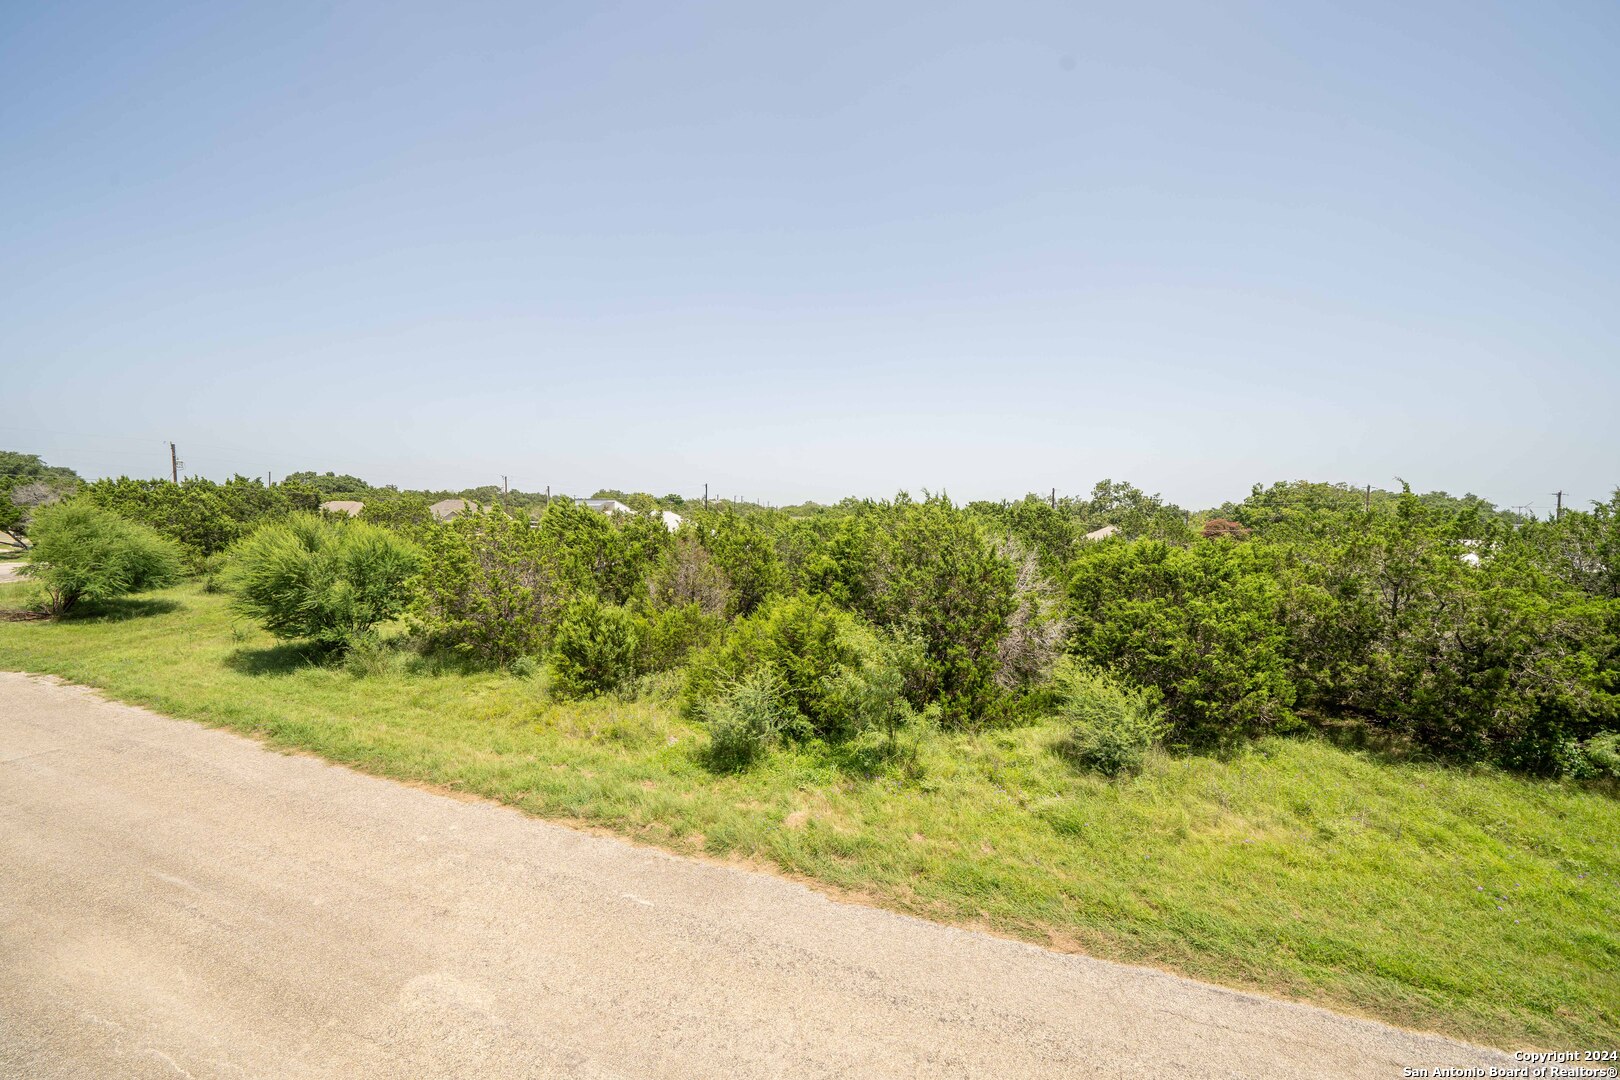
<box><xmin>5</xmin><ymin>1</ymin><xmax>1616</xmax><ymax>516</ymax></box>
<box><xmin>3</xmin><ymin>424</ymin><xmax>1604</xmax><ymax>517</ymax></box>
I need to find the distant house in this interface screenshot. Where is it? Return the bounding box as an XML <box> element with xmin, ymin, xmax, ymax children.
<box><xmin>1084</xmin><ymin>524</ymin><xmax>1121</xmax><ymax>541</ymax></box>
<box><xmin>577</xmin><ymin>498</ymin><xmax>684</xmax><ymax>532</ymax></box>
<box><xmin>430</xmin><ymin>498</ymin><xmax>480</xmax><ymax>522</ymax></box>
<box><xmin>319</xmin><ymin>500</ymin><xmax>364</xmax><ymax>517</ymax></box>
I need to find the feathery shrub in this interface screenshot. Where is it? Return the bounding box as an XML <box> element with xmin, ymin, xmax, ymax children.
<box><xmin>227</xmin><ymin>514</ymin><xmax>420</xmax><ymax>648</ymax></box>
<box><xmin>22</xmin><ymin>502</ymin><xmax>183</xmax><ymax>614</ymax></box>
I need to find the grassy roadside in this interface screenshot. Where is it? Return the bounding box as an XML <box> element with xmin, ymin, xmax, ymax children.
<box><xmin>0</xmin><ymin>580</ymin><xmax>1615</xmax><ymax>1047</ymax></box>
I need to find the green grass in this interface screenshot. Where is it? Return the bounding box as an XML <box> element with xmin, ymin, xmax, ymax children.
<box><xmin>1</xmin><ymin>581</ymin><xmax>1616</xmax><ymax>1048</ymax></box>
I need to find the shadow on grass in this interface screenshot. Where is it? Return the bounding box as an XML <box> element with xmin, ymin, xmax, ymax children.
<box><xmin>63</xmin><ymin>597</ymin><xmax>183</xmax><ymax>622</ymax></box>
<box><xmin>810</xmin><ymin>728</ymin><xmax>930</xmax><ymax>784</ymax></box>
<box><xmin>1045</xmin><ymin>727</ymin><xmax>1242</xmax><ymax>778</ymax></box>
<box><xmin>222</xmin><ymin>635</ymin><xmax>503</xmax><ymax>681</ymax></box>
<box><xmin>399</xmin><ymin>645</ymin><xmax>498</xmax><ymax>678</ymax></box>
<box><xmin>224</xmin><ymin>641</ymin><xmax>329</xmax><ymax>676</ymax></box>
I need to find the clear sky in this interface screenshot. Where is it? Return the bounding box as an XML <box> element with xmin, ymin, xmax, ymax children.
<box><xmin>3</xmin><ymin>1</ymin><xmax>1616</xmax><ymax>512</ymax></box>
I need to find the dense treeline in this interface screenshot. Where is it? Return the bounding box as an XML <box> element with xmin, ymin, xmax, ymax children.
<box><xmin>8</xmin><ymin>455</ymin><xmax>1617</xmax><ymax>779</ymax></box>
<box><xmin>80</xmin><ymin>476</ymin><xmax>320</xmax><ymax>566</ymax></box>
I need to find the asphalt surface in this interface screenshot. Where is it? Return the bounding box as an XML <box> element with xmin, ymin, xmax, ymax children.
<box><xmin>0</xmin><ymin>671</ymin><xmax>1514</xmax><ymax>1078</ymax></box>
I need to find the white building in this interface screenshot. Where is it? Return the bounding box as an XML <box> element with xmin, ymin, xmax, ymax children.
<box><xmin>577</xmin><ymin>498</ymin><xmax>684</xmax><ymax>532</ymax></box>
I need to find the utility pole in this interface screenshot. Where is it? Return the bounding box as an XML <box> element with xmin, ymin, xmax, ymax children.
<box><xmin>704</xmin><ymin>483</ymin><xmax>709</xmax><ymax>510</ymax></box>
<box><xmin>169</xmin><ymin>442</ymin><xmax>181</xmax><ymax>483</ymax></box>
<box><xmin>502</xmin><ymin>475</ymin><xmax>509</xmax><ymax>496</ymax></box>
<box><xmin>1554</xmin><ymin>491</ymin><xmax>1564</xmax><ymax>520</ymax></box>
<box><xmin>1364</xmin><ymin>484</ymin><xmax>1371</xmax><ymax>513</ymax></box>
<box><xmin>1050</xmin><ymin>487</ymin><xmax>1056</xmax><ymax>510</ymax></box>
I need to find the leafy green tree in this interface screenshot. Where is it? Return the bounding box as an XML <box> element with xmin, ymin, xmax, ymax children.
<box><xmin>21</xmin><ymin>503</ymin><xmax>183</xmax><ymax>614</ymax></box>
<box><xmin>1223</xmin><ymin>480</ymin><xmax>1520</xmax><ymax>542</ymax></box>
<box><xmin>227</xmin><ymin>514</ymin><xmax>421</xmax><ymax>648</ymax></box>
<box><xmin>1226</xmin><ymin>480</ymin><xmax>1375</xmax><ymax>538</ymax></box>
<box><xmin>769</xmin><ymin>513</ymin><xmax>841</xmax><ymax>592</ymax></box>
<box><xmin>1523</xmin><ymin>489</ymin><xmax>1620</xmax><ymax>601</ymax></box>
<box><xmin>1079</xmin><ymin>479</ymin><xmax>1193</xmax><ymax>542</ymax></box>
<box><xmin>634</xmin><ymin>602</ymin><xmax>727</xmax><ymax>674</ymax></box>
<box><xmin>0</xmin><ymin>451</ymin><xmax>81</xmax><ymax>485</ymax></box>
<box><xmin>0</xmin><ymin>453</ymin><xmax>80</xmax><ymax>547</ymax></box>
<box><xmin>282</xmin><ymin>471</ymin><xmax>373</xmax><ymax>496</ymax></box>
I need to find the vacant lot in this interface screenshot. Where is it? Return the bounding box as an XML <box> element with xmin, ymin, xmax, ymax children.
<box><xmin>1</xmin><ymin>580</ymin><xmax>1615</xmax><ymax>1047</ymax></box>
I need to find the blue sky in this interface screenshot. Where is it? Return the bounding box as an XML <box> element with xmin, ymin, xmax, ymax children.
<box><xmin>3</xmin><ymin>0</ymin><xmax>1616</xmax><ymax>511</ymax></box>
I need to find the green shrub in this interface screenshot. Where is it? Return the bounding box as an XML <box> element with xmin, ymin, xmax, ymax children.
<box><xmin>685</xmin><ymin>593</ymin><xmax>918</xmax><ymax>743</ymax></box>
<box><xmin>537</xmin><ymin>498</ymin><xmax>670</xmax><ymax>606</ymax></box>
<box><xmin>21</xmin><ymin>502</ymin><xmax>183</xmax><ymax>614</ymax></box>
<box><xmin>635</xmin><ymin>601</ymin><xmax>726</xmax><ymax>674</ymax></box>
<box><xmin>685</xmin><ymin>594</ymin><xmax>847</xmax><ymax>737</ymax></box>
<box><xmin>551</xmin><ymin>597</ymin><xmax>640</xmax><ymax>699</ymax></box>
<box><xmin>358</xmin><ymin>493</ymin><xmax>435</xmax><ymax>531</ymax></box>
<box><xmin>1584</xmin><ymin>731</ymin><xmax>1620</xmax><ymax>780</ymax></box>
<box><xmin>822</xmin><ymin>623</ymin><xmax>921</xmax><ymax>752</ymax></box>
<box><xmin>509</xmin><ymin>655</ymin><xmax>542</xmax><ymax>679</ymax></box>
<box><xmin>226</xmin><ymin>514</ymin><xmax>420</xmax><ymax>648</ymax></box>
<box><xmin>1056</xmin><ymin>664</ymin><xmax>1161</xmax><ymax>776</ymax></box>
<box><xmin>411</xmin><ymin>509</ymin><xmax>565</xmax><ymax>664</ymax></box>
<box><xmin>342</xmin><ymin>632</ymin><xmax>395</xmax><ymax>678</ymax></box>
<box><xmin>412</xmin><ymin>503</ymin><xmax>672</xmax><ymax>666</ymax></box>
<box><xmin>702</xmin><ymin>666</ymin><xmax>794</xmax><ymax>770</ymax></box>
<box><xmin>198</xmin><ymin>551</ymin><xmax>229</xmax><ymax>593</ymax></box>
<box><xmin>809</xmin><ymin>496</ymin><xmax>1019</xmax><ymax>725</ymax></box>
<box><xmin>647</xmin><ymin>530</ymin><xmax>733</xmax><ymax>615</ymax></box>
<box><xmin>1274</xmin><ymin>490</ymin><xmax>1617</xmax><ymax>771</ymax></box>
<box><xmin>1068</xmin><ymin>538</ymin><xmax>1297</xmax><ymax>748</ymax></box>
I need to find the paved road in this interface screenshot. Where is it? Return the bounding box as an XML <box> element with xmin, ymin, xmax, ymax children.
<box><xmin>0</xmin><ymin>672</ymin><xmax>1512</xmax><ymax>1079</ymax></box>
<box><xmin>0</xmin><ymin>558</ymin><xmax>27</xmax><ymax>583</ymax></box>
